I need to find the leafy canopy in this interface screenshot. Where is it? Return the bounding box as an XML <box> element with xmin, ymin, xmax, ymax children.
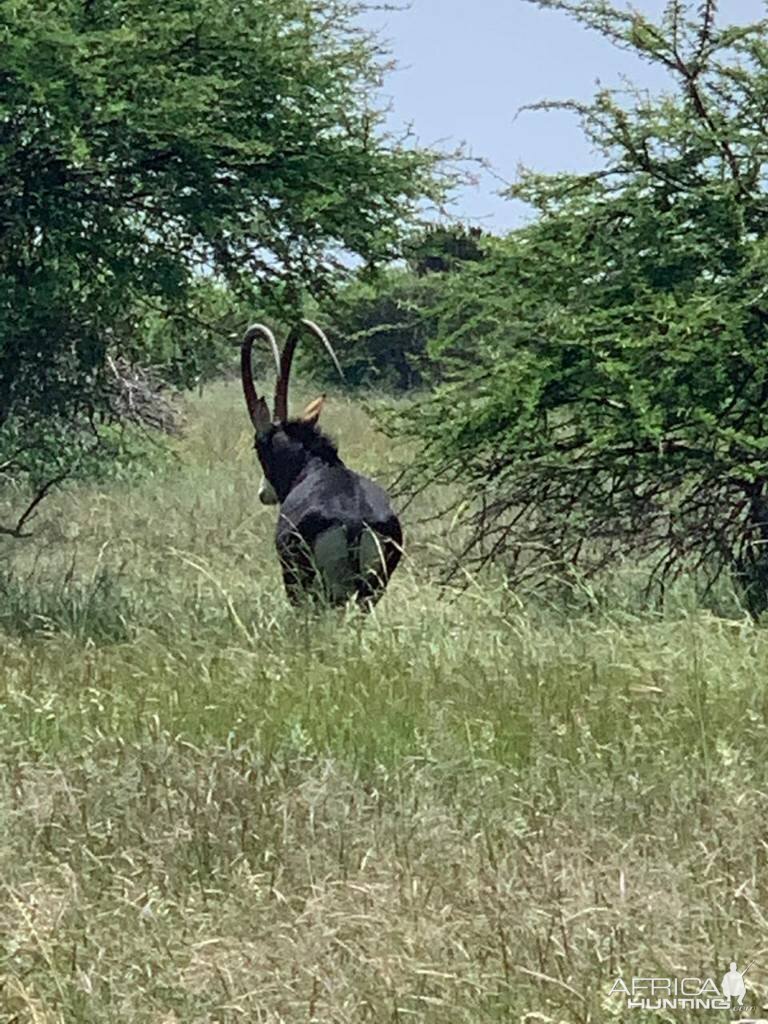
<box><xmin>305</xmin><ymin>227</ymin><xmax>490</xmax><ymax>392</ymax></box>
<box><xmin>0</xmin><ymin>0</ymin><xmax>440</xmax><ymax>528</ymax></box>
<box><xmin>399</xmin><ymin>0</ymin><xmax>768</xmax><ymax>609</ymax></box>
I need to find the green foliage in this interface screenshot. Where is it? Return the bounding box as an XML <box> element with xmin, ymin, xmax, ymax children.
<box><xmin>305</xmin><ymin>227</ymin><xmax>492</xmax><ymax>392</ymax></box>
<box><xmin>398</xmin><ymin>0</ymin><xmax>768</xmax><ymax>612</ymax></box>
<box><xmin>134</xmin><ymin>279</ymin><xmax>265</xmax><ymax>389</ymax></box>
<box><xmin>307</xmin><ymin>270</ymin><xmax>442</xmax><ymax>391</ymax></box>
<box><xmin>404</xmin><ymin>223</ymin><xmax>488</xmax><ymax>276</ymax></box>
<box><xmin>0</xmin><ymin>0</ymin><xmax>441</xmax><ymax>510</ymax></box>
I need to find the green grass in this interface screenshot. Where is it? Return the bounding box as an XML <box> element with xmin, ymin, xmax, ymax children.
<box><xmin>1</xmin><ymin>382</ymin><xmax>767</xmax><ymax>1023</ymax></box>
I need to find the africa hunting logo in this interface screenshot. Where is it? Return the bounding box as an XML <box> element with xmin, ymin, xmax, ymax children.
<box><xmin>609</xmin><ymin>958</ymin><xmax>757</xmax><ymax>1012</ymax></box>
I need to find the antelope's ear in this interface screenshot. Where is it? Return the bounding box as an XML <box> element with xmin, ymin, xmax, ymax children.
<box><xmin>251</xmin><ymin>397</ymin><xmax>273</xmax><ymax>437</ymax></box>
<box><xmin>300</xmin><ymin>395</ymin><xmax>326</xmax><ymax>425</ymax></box>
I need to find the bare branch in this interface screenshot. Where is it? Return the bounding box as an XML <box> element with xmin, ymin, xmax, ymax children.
<box><xmin>0</xmin><ymin>473</ymin><xmax>69</xmax><ymax>539</ymax></box>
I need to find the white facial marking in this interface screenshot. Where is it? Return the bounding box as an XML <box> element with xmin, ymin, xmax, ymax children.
<box><xmin>258</xmin><ymin>476</ymin><xmax>278</xmax><ymax>505</ymax></box>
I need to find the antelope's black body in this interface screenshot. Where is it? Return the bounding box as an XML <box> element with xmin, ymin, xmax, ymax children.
<box><xmin>269</xmin><ymin>426</ymin><xmax>402</xmax><ymax>607</ymax></box>
<box><xmin>242</xmin><ymin>321</ymin><xmax>403</xmax><ymax>609</ymax></box>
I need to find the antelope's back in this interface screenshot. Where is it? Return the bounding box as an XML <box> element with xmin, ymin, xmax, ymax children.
<box><xmin>276</xmin><ymin>462</ymin><xmax>402</xmax><ymax>602</ymax></box>
<box><xmin>278</xmin><ymin>463</ymin><xmax>397</xmax><ymax>536</ymax></box>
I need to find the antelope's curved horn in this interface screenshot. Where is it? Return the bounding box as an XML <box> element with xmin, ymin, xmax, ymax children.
<box><xmin>273</xmin><ymin>319</ymin><xmax>344</xmax><ymax>422</ymax></box>
<box><xmin>241</xmin><ymin>323</ymin><xmax>281</xmax><ymax>427</ymax></box>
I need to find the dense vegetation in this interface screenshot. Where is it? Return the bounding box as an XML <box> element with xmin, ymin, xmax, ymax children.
<box><xmin>8</xmin><ymin>0</ymin><xmax>767</xmax><ymax>612</ymax></box>
<box><xmin>385</xmin><ymin>1</ymin><xmax>768</xmax><ymax>612</ymax></box>
<box><xmin>0</xmin><ymin>0</ymin><xmax>440</xmax><ymax>532</ymax></box>
<box><xmin>302</xmin><ymin>227</ymin><xmax>488</xmax><ymax>391</ymax></box>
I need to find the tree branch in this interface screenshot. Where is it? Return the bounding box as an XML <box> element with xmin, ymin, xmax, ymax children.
<box><xmin>0</xmin><ymin>473</ymin><xmax>69</xmax><ymax>539</ymax></box>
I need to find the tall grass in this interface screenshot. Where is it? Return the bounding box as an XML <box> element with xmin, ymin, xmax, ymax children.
<box><xmin>1</xmin><ymin>382</ymin><xmax>766</xmax><ymax>1023</ymax></box>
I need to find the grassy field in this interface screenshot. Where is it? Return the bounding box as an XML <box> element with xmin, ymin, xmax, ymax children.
<box><xmin>1</xmin><ymin>382</ymin><xmax>768</xmax><ymax>1023</ymax></box>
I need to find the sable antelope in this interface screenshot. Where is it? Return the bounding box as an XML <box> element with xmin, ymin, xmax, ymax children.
<box><xmin>241</xmin><ymin>319</ymin><xmax>403</xmax><ymax>608</ymax></box>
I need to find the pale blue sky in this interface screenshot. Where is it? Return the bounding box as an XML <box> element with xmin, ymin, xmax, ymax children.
<box><xmin>361</xmin><ymin>0</ymin><xmax>767</xmax><ymax>232</ymax></box>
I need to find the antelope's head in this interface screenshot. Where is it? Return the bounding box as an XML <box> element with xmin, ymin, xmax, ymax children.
<box><xmin>240</xmin><ymin>319</ymin><xmax>343</xmax><ymax>505</ymax></box>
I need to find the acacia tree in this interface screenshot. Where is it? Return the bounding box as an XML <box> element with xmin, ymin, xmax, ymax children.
<box><xmin>301</xmin><ymin>227</ymin><xmax>490</xmax><ymax>391</ymax></box>
<box><xmin>0</xmin><ymin>0</ymin><xmax>440</xmax><ymax>532</ymax></box>
<box><xmin>398</xmin><ymin>0</ymin><xmax>768</xmax><ymax>611</ymax></box>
